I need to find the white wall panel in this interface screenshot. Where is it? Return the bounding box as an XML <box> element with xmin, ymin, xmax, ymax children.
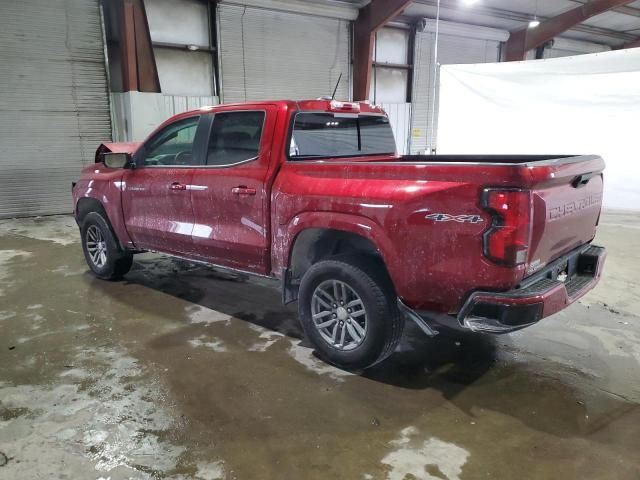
<box><xmin>371</xmin><ymin>68</ymin><xmax>409</xmax><ymax>104</ymax></box>
<box><xmin>375</xmin><ymin>28</ymin><xmax>409</xmax><ymax>64</ymax></box>
<box><xmin>154</xmin><ymin>49</ymin><xmax>214</xmax><ymax>96</ymax></box>
<box><xmin>145</xmin><ymin>0</ymin><xmax>210</xmax><ymax>47</ymax></box>
<box><xmin>371</xmin><ymin>28</ymin><xmax>410</xmax><ymax>104</ymax></box>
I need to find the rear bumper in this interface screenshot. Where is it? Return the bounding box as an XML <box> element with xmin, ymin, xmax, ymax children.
<box><xmin>456</xmin><ymin>244</ymin><xmax>606</xmax><ymax>333</ymax></box>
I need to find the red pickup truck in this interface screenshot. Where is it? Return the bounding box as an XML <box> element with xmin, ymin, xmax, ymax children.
<box><xmin>72</xmin><ymin>99</ymin><xmax>606</xmax><ymax>369</ymax></box>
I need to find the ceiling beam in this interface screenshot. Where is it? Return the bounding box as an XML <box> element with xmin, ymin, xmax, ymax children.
<box><xmin>618</xmin><ymin>38</ymin><xmax>640</xmax><ymax>48</ymax></box>
<box><xmin>411</xmin><ymin>0</ymin><xmax>636</xmax><ymax>44</ymax></box>
<box><xmin>118</xmin><ymin>0</ymin><xmax>161</xmax><ymax>92</ymax></box>
<box><xmin>570</xmin><ymin>0</ymin><xmax>640</xmax><ymax>18</ymax></box>
<box><xmin>505</xmin><ymin>0</ymin><xmax>637</xmax><ymax>61</ymax></box>
<box><xmin>353</xmin><ymin>0</ymin><xmax>413</xmax><ymax>101</ymax></box>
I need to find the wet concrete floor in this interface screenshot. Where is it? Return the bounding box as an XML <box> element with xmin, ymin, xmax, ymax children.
<box><xmin>0</xmin><ymin>212</ymin><xmax>639</xmax><ymax>479</ymax></box>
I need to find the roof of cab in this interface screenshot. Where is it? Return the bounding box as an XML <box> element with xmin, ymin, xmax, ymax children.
<box><xmin>172</xmin><ymin>99</ymin><xmax>386</xmax><ymax>120</ymax></box>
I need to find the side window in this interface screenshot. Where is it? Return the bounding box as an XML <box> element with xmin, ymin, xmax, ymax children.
<box><xmin>141</xmin><ymin>116</ymin><xmax>200</xmax><ymax>167</ymax></box>
<box><xmin>207</xmin><ymin>111</ymin><xmax>265</xmax><ymax>166</ymax></box>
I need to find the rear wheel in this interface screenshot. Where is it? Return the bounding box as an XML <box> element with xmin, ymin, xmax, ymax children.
<box><xmin>81</xmin><ymin>212</ymin><xmax>133</xmax><ymax>280</ymax></box>
<box><xmin>298</xmin><ymin>255</ymin><xmax>404</xmax><ymax>370</ymax></box>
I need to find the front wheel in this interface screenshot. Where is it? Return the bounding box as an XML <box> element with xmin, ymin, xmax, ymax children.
<box><xmin>81</xmin><ymin>212</ymin><xmax>133</xmax><ymax>280</ymax></box>
<box><xmin>298</xmin><ymin>256</ymin><xmax>404</xmax><ymax>370</ymax></box>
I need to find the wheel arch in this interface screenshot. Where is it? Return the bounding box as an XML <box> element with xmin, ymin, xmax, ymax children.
<box><xmin>75</xmin><ymin>197</ymin><xmax>131</xmax><ymax>251</ymax></box>
<box><xmin>281</xmin><ymin>214</ymin><xmax>398</xmax><ymax>304</ymax></box>
<box><xmin>76</xmin><ymin>197</ymin><xmax>108</xmax><ymax>224</ymax></box>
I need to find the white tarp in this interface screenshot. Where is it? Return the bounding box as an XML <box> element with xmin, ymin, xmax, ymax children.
<box><xmin>437</xmin><ymin>48</ymin><xmax>640</xmax><ymax>210</ymax></box>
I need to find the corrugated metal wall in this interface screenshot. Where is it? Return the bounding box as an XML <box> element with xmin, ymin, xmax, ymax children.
<box><xmin>380</xmin><ymin>103</ymin><xmax>412</xmax><ymax>155</ymax></box>
<box><xmin>0</xmin><ymin>0</ymin><xmax>111</xmax><ymax>218</ymax></box>
<box><xmin>411</xmin><ymin>31</ymin><xmax>501</xmax><ymax>154</ymax></box>
<box><xmin>544</xmin><ymin>42</ymin><xmax>610</xmax><ymax>59</ymax></box>
<box><xmin>217</xmin><ymin>4</ymin><xmax>350</xmax><ymax>103</ymax></box>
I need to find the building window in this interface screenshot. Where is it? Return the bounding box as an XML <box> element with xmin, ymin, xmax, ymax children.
<box><xmin>144</xmin><ymin>0</ymin><xmax>218</xmax><ymax>96</ymax></box>
<box><xmin>370</xmin><ymin>27</ymin><xmax>411</xmax><ymax>104</ymax></box>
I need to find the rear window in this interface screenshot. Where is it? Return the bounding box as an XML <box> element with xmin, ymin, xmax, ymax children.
<box><xmin>289</xmin><ymin>113</ymin><xmax>396</xmax><ymax>159</ymax></box>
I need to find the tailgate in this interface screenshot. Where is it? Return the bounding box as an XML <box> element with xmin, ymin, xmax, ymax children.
<box><xmin>526</xmin><ymin>155</ymin><xmax>604</xmax><ymax>275</ymax></box>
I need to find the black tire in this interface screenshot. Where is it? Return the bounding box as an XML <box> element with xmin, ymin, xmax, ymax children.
<box><xmin>298</xmin><ymin>255</ymin><xmax>404</xmax><ymax>370</ymax></box>
<box><xmin>81</xmin><ymin>212</ymin><xmax>133</xmax><ymax>280</ymax></box>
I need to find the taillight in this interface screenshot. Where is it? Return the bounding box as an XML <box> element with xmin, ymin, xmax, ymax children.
<box><xmin>482</xmin><ymin>189</ymin><xmax>532</xmax><ymax>266</ymax></box>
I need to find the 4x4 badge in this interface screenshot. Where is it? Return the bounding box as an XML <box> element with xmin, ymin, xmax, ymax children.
<box><xmin>425</xmin><ymin>213</ymin><xmax>484</xmax><ymax>224</ymax></box>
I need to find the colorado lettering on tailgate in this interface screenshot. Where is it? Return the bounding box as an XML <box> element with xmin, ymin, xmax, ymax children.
<box><xmin>549</xmin><ymin>194</ymin><xmax>602</xmax><ymax>221</ymax></box>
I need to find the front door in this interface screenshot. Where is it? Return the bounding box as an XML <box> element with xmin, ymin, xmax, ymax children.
<box><xmin>122</xmin><ymin>115</ymin><xmax>205</xmax><ymax>255</ymax></box>
<box><xmin>189</xmin><ymin>106</ymin><xmax>278</xmax><ymax>274</ymax></box>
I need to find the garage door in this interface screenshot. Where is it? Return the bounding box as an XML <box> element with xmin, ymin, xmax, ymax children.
<box><xmin>217</xmin><ymin>3</ymin><xmax>350</xmax><ymax>103</ymax></box>
<box><xmin>410</xmin><ymin>20</ymin><xmax>507</xmax><ymax>154</ymax></box>
<box><xmin>0</xmin><ymin>0</ymin><xmax>112</xmax><ymax>218</ymax></box>
<box><xmin>544</xmin><ymin>38</ymin><xmax>610</xmax><ymax>59</ymax></box>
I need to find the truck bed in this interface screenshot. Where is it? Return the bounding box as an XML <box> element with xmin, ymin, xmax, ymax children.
<box><xmin>396</xmin><ymin>154</ymin><xmax>575</xmax><ymax>164</ymax></box>
<box><xmin>275</xmin><ymin>153</ymin><xmax>605</xmax><ymax>311</ymax></box>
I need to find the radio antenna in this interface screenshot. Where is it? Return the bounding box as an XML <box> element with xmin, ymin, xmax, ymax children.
<box><xmin>331</xmin><ymin>73</ymin><xmax>343</xmax><ymax>100</ymax></box>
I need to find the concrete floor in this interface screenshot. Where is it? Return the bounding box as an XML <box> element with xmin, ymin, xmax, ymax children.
<box><xmin>0</xmin><ymin>212</ymin><xmax>639</xmax><ymax>480</ymax></box>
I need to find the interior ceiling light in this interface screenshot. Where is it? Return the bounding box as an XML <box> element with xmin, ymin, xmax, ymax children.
<box><xmin>462</xmin><ymin>0</ymin><xmax>479</xmax><ymax>5</ymax></box>
<box><xmin>529</xmin><ymin>0</ymin><xmax>540</xmax><ymax>29</ymax></box>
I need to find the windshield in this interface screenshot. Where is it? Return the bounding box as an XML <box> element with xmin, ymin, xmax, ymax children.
<box><xmin>289</xmin><ymin>113</ymin><xmax>396</xmax><ymax>159</ymax></box>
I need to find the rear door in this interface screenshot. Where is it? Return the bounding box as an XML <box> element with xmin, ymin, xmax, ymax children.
<box><xmin>122</xmin><ymin>115</ymin><xmax>206</xmax><ymax>255</ymax></box>
<box><xmin>189</xmin><ymin>106</ymin><xmax>278</xmax><ymax>274</ymax></box>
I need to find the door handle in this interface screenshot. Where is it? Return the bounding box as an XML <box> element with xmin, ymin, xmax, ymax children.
<box><xmin>232</xmin><ymin>186</ymin><xmax>257</xmax><ymax>196</ymax></box>
<box><xmin>170</xmin><ymin>182</ymin><xmax>187</xmax><ymax>191</ymax></box>
<box><xmin>571</xmin><ymin>172</ymin><xmax>595</xmax><ymax>189</ymax></box>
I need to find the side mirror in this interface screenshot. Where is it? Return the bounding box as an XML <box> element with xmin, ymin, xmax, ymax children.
<box><xmin>103</xmin><ymin>152</ymin><xmax>132</xmax><ymax>169</ymax></box>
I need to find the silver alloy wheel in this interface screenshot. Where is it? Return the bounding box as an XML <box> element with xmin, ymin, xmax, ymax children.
<box><xmin>86</xmin><ymin>225</ymin><xmax>107</xmax><ymax>268</ymax></box>
<box><xmin>311</xmin><ymin>279</ymin><xmax>367</xmax><ymax>351</ymax></box>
